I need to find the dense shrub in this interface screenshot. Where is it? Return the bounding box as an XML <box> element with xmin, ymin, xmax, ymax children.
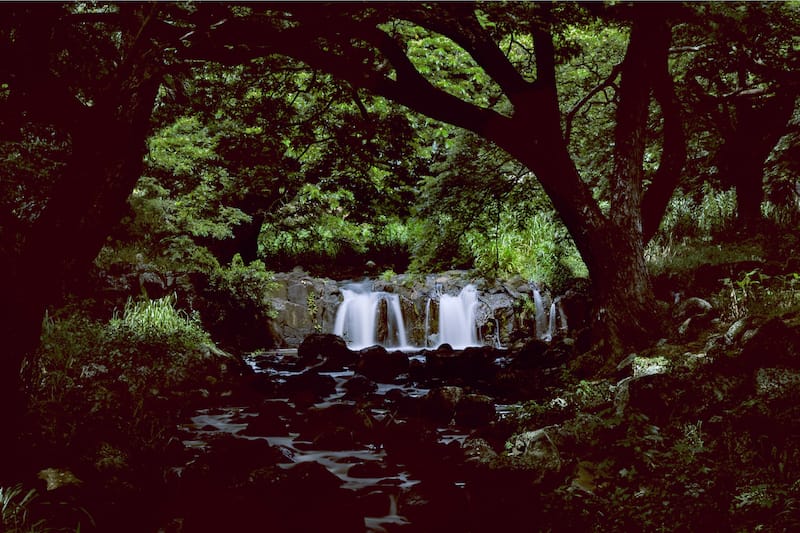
<box><xmin>26</xmin><ymin>295</ymin><xmax>226</xmax><ymax>462</ymax></box>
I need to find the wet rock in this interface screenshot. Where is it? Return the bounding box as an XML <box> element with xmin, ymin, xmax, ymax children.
<box><xmin>384</xmin><ymin>388</ymin><xmax>422</xmax><ymax>418</ymax></box>
<box><xmin>250</xmin><ymin>350</ymin><xmax>298</xmax><ymax>372</ymax></box>
<box><xmin>615</xmin><ymin>353</ymin><xmax>637</xmax><ymax>379</ymax></box>
<box><xmin>400</xmin><ymin>479</ymin><xmax>471</xmax><ymax>532</ymax></box>
<box><xmin>738</xmin><ymin>317</ymin><xmax>800</xmax><ymax>370</ymax></box>
<box><xmin>677</xmin><ymin>297</ymin><xmax>713</xmax><ymax>321</ymax></box>
<box><xmin>560</xmin><ymin>284</ymin><xmax>591</xmax><ymax>332</ymax></box>
<box><xmin>301</xmin><ymin>403</ymin><xmax>376</xmax><ymax>449</ymax></box>
<box><xmin>138</xmin><ymin>271</ymin><xmax>166</xmax><ymax>298</ymax></box>
<box><xmin>297</xmin><ymin>333</ymin><xmax>355</xmax><ymax>371</ymax></box>
<box><xmin>725</xmin><ymin>317</ymin><xmax>751</xmax><ymax>344</ymax></box>
<box><xmin>704</xmin><ymin>334</ymin><xmax>729</xmax><ymax>359</ymax></box>
<box><xmin>241</xmin><ymin>402</ymin><xmax>293</xmax><ymax>436</ymax></box>
<box><xmin>422</xmin><ymin>386</ymin><xmax>464</xmax><ymax>424</ymax></box>
<box><xmin>342</xmin><ymin>373</ymin><xmax>378</xmax><ymax>399</ymax></box>
<box><xmin>569</xmin><ymin>348</ymin><xmax>606</xmax><ymax>379</ymax></box>
<box><xmin>616</xmin><ymin>373</ymin><xmax>684</xmax><ymax>423</ymax></box>
<box><xmin>206</xmin><ymin>461</ymin><xmax>364</xmax><ymax>532</ymax></box>
<box><xmin>279</xmin><ymin>370</ymin><xmax>336</xmax><ymax>401</ymax></box>
<box><xmin>505</xmin><ymin>426</ymin><xmax>564</xmax><ymax>483</ymax></box>
<box><xmin>511</xmin><ymin>339</ymin><xmax>548</xmax><ymax>369</ymax></box>
<box><xmin>347</xmin><ymin>460</ymin><xmax>392</xmax><ymax>479</ymax></box>
<box><xmin>463</xmin><ymin>437</ymin><xmax>498</xmax><ymax>465</ymax></box>
<box><xmin>355</xmin><ymin>346</ymin><xmax>409</xmax><ymax>383</ymax></box>
<box><xmin>244</xmin><ymin>373</ymin><xmax>278</xmax><ymax>397</ymax></box>
<box><xmin>678</xmin><ymin>314</ymin><xmax>715</xmax><ymax>340</ymax></box>
<box><xmin>491</xmin><ymin>368</ymin><xmax>546</xmax><ymax>401</ymax></box>
<box><xmin>454</xmin><ymin>394</ymin><xmax>496</xmax><ymax>428</ymax></box>
<box><xmin>181</xmin><ymin>434</ymin><xmax>286</xmax><ymax>488</ymax></box>
<box><xmin>425</xmin><ymin>346</ymin><xmax>498</xmax><ymax>383</ymax></box>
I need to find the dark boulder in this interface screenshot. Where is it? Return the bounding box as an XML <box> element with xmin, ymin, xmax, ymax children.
<box><xmin>738</xmin><ymin>317</ymin><xmax>800</xmax><ymax>370</ymax></box>
<box><xmin>300</xmin><ymin>403</ymin><xmax>376</xmax><ymax>449</ymax></box>
<box><xmin>511</xmin><ymin>339</ymin><xmax>548</xmax><ymax>369</ymax></box>
<box><xmin>425</xmin><ymin>346</ymin><xmax>498</xmax><ymax>383</ymax></box>
<box><xmin>560</xmin><ymin>283</ymin><xmax>592</xmax><ymax>332</ymax></box>
<box><xmin>297</xmin><ymin>333</ymin><xmax>355</xmax><ymax>371</ymax></box>
<box><xmin>454</xmin><ymin>394</ymin><xmax>496</xmax><ymax>428</ymax></box>
<box><xmin>241</xmin><ymin>401</ymin><xmax>294</xmax><ymax>437</ymax></box>
<box><xmin>342</xmin><ymin>373</ymin><xmax>378</xmax><ymax>399</ymax></box>
<box><xmin>617</xmin><ymin>373</ymin><xmax>685</xmax><ymax>424</ymax></box>
<box><xmin>279</xmin><ymin>370</ymin><xmax>336</xmax><ymax>403</ymax></box>
<box><xmin>384</xmin><ymin>387</ymin><xmax>423</xmax><ymax>418</ymax></box>
<box><xmin>422</xmin><ymin>386</ymin><xmax>464</xmax><ymax>424</ymax></box>
<box><xmin>355</xmin><ymin>345</ymin><xmax>409</xmax><ymax>383</ymax></box>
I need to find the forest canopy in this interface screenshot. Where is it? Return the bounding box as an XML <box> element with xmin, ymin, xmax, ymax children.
<box><xmin>1</xmin><ymin>0</ymin><xmax>799</xmax><ymax>370</ymax></box>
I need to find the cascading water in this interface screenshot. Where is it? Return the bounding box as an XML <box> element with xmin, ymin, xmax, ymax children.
<box><xmin>531</xmin><ymin>284</ymin><xmax>549</xmax><ymax>340</ymax></box>
<box><xmin>333</xmin><ymin>281</ymin><xmax>485</xmax><ymax>350</ymax></box>
<box><xmin>333</xmin><ymin>281</ymin><xmax>409</xmax><ymax>350</ymax></box>
<box><xmin>423</xmin><ymin>297</ymin><xmax>432</xmax><ymax>348</ymax></box>
<box><xmin>543</xmin><ymin>296</ymin><xmax>567</xmax><ymax>341</ymax></box>
<box><xmin>438</xmin><ymin>285</ymin><xmax>480</xmax><ymax>349</ymax></box>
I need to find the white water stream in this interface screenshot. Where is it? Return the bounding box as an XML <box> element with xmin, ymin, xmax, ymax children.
<box><xmin>437</xmin><ymin>285</ymin><xmax>480</xmax><ymax>349</ymax></box>
<box><xmin>334</xmin><ymin>282</ymin><xmax>483</xmax><ymax>351</ymax></box>
<box><xmin>333</xmin><ymin>281</ymin><xmax>409</xmax><ymax>350</ymax></box>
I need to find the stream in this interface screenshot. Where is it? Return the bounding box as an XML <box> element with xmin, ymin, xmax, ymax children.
<box><xmin>178</xmin><ymin>349</ymin><xmax>487</xmax><ymax>531</ymax></box>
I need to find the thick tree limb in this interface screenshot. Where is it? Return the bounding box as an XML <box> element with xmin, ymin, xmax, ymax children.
<box><xmin>641</xmin><ymin>21</ymin><xmax>687</xmax><ymax>243</ymax></box>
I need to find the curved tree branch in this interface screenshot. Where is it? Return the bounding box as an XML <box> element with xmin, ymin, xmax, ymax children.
<box><xmin>564</xmin><ymin>62</ymin><xmax>622</xmax><ymax>144</ymax></box>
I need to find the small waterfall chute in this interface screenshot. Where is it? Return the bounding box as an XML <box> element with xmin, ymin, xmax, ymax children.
<box><xmin>531</xmin><ymin>283</ymin><xmax>549</xmax><ymax>340</ymax></box>
<box><xmin>333</xmin><ymin>281</ymin><xmax>409</xmax><ymax>350</ymax></box>
<box><xmin>438</xmin><ymin>285</ymin><xmax>480</xmax><ymax>349</ymax></box>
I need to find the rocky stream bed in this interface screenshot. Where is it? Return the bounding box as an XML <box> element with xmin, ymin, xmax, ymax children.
<box><xmin>156</xmin><ymin>299</ymin><xmax>800</xmax><ymax>532</ymax></box>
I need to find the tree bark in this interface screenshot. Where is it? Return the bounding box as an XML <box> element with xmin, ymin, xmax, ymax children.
<box><xmin>0</xmin><ymin>7</ymin><xmax>163</xmax><ymax>480</ymax></box>
<box><xmin>720</xmin><ymin>95</ymin><xmax>795</xmax><ymax>230</ymax></box>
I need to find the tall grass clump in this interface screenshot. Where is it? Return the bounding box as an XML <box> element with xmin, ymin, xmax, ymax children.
<box><xmin>655</xmin><ymin>187</ymin><xmax>737</xmax><ymax>247</ymax></box>
<box><xmin>106</xmin><ymin>293</ymin><xmax>211</xmax><ymax>350</ymax></box>
<box><xmin>0</xmin><ymin>484</ymin><xmax>45</xmax><ymax>533</ymax></box>
<box><xmin>467</xmin><ymin>210</ymin><xmax>587</xmax><ymax>292</ymax></box>
<box><xmin>647</xmin><ymin>187</ymin><xmax>756</xmax><ymax>277</ymax></box>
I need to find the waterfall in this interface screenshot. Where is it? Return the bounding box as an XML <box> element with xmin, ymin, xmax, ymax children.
<box><xmin>543</xmin><ymin>296</ymin><xmax>567</xmax><ymax>341</ymax></box>
<box><xmin>531</xmin><ymin>284</ymin><xmax>548</xmax><ymax>340</ymax></box>
<box><xmin>333</xmin><ymin>282</ymin><xmax>409</xmax><ymax>350</ymax></box>
<box><xmin>332</xmin><ymin>280</ymin><xmax>484</xmax><ymax>351</ymax></box>
<box><xmin>545</xmin><ymin>301</ymin><xmax>557</xmax><ymax>341</ymax></box>
<box><xmin>438</xmin><ymin>285</ymin><xmax>480</xmax><ymax>349</ymax></box>
<box><xmin>423</xmin><ymin>297</ymin><xmax>432</xmax><ymax>348</ymax></box>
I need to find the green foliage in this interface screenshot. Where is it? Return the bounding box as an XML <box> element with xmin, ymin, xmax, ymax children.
<box><xmin>28</xmin><ymin>295</ymin><xmax>223</xmax><ymax>462</ymax></box>
<box><xmin>201</xmin><ymin>254</ymin><xmax>279</xmax><ymax>350</ymax></box>
<box><xmin>557</xmin><ymin>20</ymin><xmax>629</xmax><ymax>197</ymax></box>
<box><xmin>717</xmin><ymin>268</ymin><xmax>800</xmax><ymax>320</ymax></box>
<box><xmin>0</xmin><ymin>484</ymin><xmax>45</xmax><ymax>533</ymax></box>
<box><xmin>655</xmin><ymin>187</ymin><xmax>738</xmax><ymax>246</ymax></box>
<box><xmin>209</xmin><ymin>254</ymin><xmax>276</xmax><ymax>316</ymax></box>
<box><xmin>379</xmin><ymin>269</ymin><xmax>397</xmax><ymax>282</ymax></box>
<box><xmin>106</xmin><ymin>294</ymin><xmax>212</xmax><ymax>350</ymax></box>
<box><xmin>466</xmin><ymin>210</ymin><xmax>587</xmax><ymax>290</ymax></box>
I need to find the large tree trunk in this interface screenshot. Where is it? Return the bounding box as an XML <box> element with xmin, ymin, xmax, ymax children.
<box><xmin>508</xmin><ymin>10</ymin><xmax>670</xmax><ymax>353</ymax></box>
<box><xmin>720</xmin><ymin>95</ymin><xmax>795</xmax><ymax>230</ymax></box>
<box><xmin>0</xmin><ymin>7</ymin><xmax>163</xmax><ymax>480</ymax></box>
